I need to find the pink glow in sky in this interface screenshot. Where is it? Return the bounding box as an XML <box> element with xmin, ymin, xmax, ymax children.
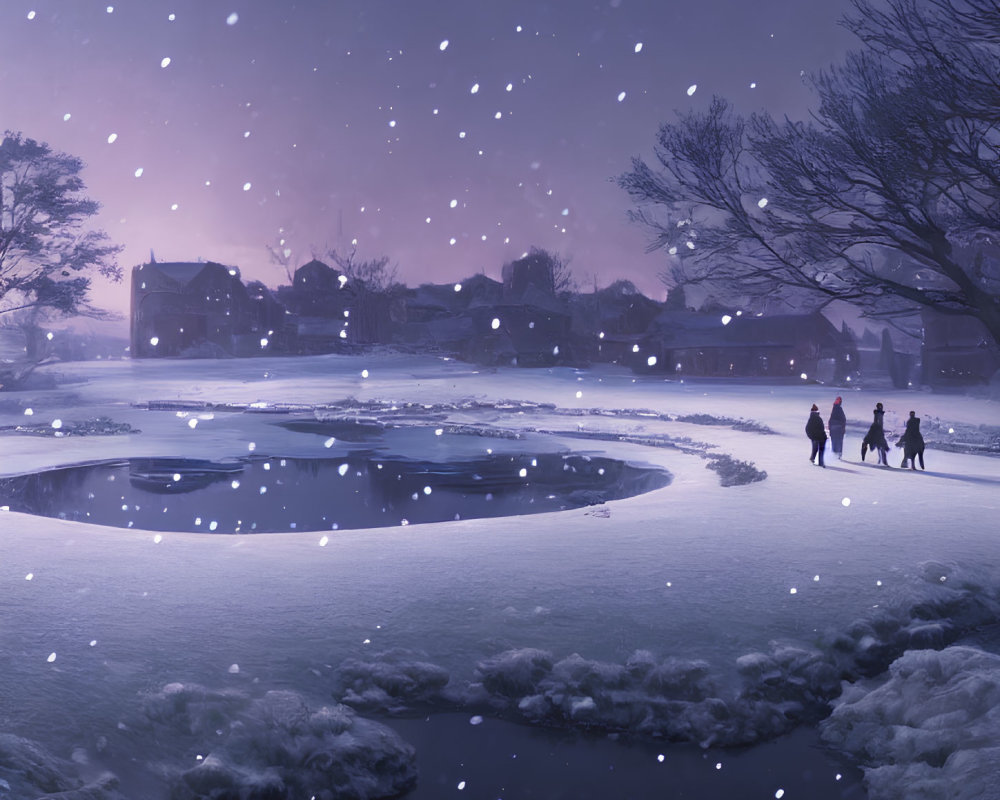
<box><xmin>1</xmin><ymin>0</ymin><xmax>854</xmax><ymax>316</ymax></box>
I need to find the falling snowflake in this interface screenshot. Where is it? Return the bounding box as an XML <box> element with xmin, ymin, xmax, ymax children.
<box><xmin>687</xmin><ymin>84</ymin><xmax>697</xmax><ymax>96</ymax></box>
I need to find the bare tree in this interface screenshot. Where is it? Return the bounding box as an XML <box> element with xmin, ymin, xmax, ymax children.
<box><xmin>328</xmin><ymin>246</ymin><xmax>400</xmax><ymax>294</ymax></box>
<box><xmin>1</xmin><ymin>132</ymin><xmax>121</xmax><ymax>318</ymax></box>
<box><xmin>504</xmin><ymin>246</ymin><xmax>576</xmax><ymax>295</ymax></box>
<box><xmin>619</xmin><ymin>0</ymin><xmax>1000</xmax><ymax>348</ymax></box>
<box><xmin>266</xmin><ymin>237</ymin><xmax>299</xmax><ymax>284</ymax></box>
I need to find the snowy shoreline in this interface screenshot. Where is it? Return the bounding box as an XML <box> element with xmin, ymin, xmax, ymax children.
<box><xmin>1</xmin><ymin>353</ymin><xmax>998</xmax><ymax>798</ymax></box>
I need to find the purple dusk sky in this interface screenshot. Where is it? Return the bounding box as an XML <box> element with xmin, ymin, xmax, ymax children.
<box><xmin>1</xmin><ymin>0</ymin><xmax>856</xmax><ymax>317</ymax></box>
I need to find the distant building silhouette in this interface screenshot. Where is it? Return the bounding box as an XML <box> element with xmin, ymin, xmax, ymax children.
<box><xmin>130</xmin><ymin>261</ymin><xmax>269</xmax><ymax>358</ymax></box>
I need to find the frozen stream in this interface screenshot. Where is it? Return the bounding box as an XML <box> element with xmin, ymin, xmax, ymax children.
<box><xmin>1</xmin><ymin>353</ymin><xmax>998</xmax><ymax>798</ymax></box>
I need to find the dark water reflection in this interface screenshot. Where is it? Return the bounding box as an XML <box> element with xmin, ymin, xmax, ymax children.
<box><xmin>0</xmin><ymin>451</ymin><xmax>669</xmax><ymax>534</ymax></box>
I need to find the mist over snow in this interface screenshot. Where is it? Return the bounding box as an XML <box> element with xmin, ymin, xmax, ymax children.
<box><xmin>0</xmin><ymin>353</ymin><xmax>998</xmax><ymax>798</ymax></box>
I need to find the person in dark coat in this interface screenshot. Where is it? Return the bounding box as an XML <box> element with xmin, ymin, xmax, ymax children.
<box><xmin>806</xmin><ymin>403</ymin><xmax>827</xmax><ymax>467</ymax></box>
<box><xmin>861</xmin><ymin>402</ymin><xmax>890</xmax><ymax>466</ymax></box>
<box><xmin>896</xmin><ymin>410</ymin><xmax>925</xmax><ymax>470</ymax></box>
<box><xmin>828</xmin><ymin>396</ymin><xmax>847</xmax><ymax>460</ymax></box>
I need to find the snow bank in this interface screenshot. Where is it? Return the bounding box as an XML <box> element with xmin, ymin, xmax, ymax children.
<box><xmin>821</xmin><ymin>646</ymin><xmax>1000</xmax><ymax>800</ymax></box>
<box><xmin>130</xmin><ymin>683</ymin><xmax>417</xmax><ymax>799</ymax></box>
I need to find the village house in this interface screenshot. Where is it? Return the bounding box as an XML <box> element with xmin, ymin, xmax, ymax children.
<box><xmin>274</xmin><ymin>259</ymin><xmax>355</xmax><ymax>353</ymax></box>
<box><xmin>634</xmin><ymin>310</ymin><xmax>855</xmax><ymax>382</ymax></box>
<box><xmin>921</xmin><ymin>310</ymin><xmax>999</xmax><ymax>387</ymax></box>
<box><xmin>130</xmin><ymin>260</ymin><xmax>275</xmax><ymax>358</ymax></box>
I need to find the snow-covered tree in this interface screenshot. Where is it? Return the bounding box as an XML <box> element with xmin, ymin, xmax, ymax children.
<box><xmin>0</xmin><ymin>132</ymin><xmax>121</xmax><ymax>318</ymax></box>
<box><xmin>619</xmin><ymin>0</ymin><xmax>1000</xmax><ymax>349</ymax></box>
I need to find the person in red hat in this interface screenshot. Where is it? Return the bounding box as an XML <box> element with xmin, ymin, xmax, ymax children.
<box><xmin>806</xmin><ymin>403</ymin><xmax>827</xmax><ymax>467</ymax></box>
<box><xmin>828</xmin><ymin>396</ymin><xmax>847</xmax><ymax>460</ymax></box>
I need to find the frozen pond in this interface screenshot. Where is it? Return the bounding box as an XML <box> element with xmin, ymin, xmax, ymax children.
<box><xmin>0</xmin><ymin>444</ymin><xmax>669</xmax><ymax>534</ymax></box>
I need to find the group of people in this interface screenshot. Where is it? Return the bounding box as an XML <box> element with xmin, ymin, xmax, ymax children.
<box><xmin>805</xmin><ymin>398</ymin><xmax>925</xmax><ymax>469</ymax></box>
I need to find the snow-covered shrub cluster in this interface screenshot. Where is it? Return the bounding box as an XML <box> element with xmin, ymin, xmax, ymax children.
<box><xmin>323</xmin><ymin>561</ymin><xmax>1000</xmax><ymax>758</ymax></box>
<box><xmin>332</xmin><ymin>650</ymin><xmax>454</xmax><ymax>713</ymax></box>
<box><xmin>133</xmin><ymin>683</ymin><xmax>417</xmax><ymax>800</ymax></box>
<box><xmin>674</xmin><ymin>413</ymin><xmax>778</xmax><ymax>434</ymax></box>
<box><xmin>0</xmin><ymin>733</ymin><xmax>125</xmax><ymax>799</ymax></box>
<box><xmin>703</xmin><ymin>453</ymin><xmax>768</xmax><ymax>486</ymax></box>
<box><xmin>465</xmin><ymin>644</ymin><xmax>851</xmax><ymax>747</ymax></box>
<box><xmin>4</xmin><ymin>416</ymin><xmax>138</xmax><ymax>437</ymax></box>
<box><xmin>821</xmin><ymin>646</ymin><xmax>1000</xmax><ymax>799</ymax></box>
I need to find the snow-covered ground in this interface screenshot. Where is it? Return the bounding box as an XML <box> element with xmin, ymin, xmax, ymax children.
<box><xmin>1</xmin><ymin>353</ymin><xmax>998</xmax><ymax>799</ymax></box>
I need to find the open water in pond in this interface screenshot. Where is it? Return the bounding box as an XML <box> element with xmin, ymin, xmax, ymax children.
<box><xmin>0</xmin><ymin>450</ymin><xmax>669</xmax><ymax>534</ymax></box>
